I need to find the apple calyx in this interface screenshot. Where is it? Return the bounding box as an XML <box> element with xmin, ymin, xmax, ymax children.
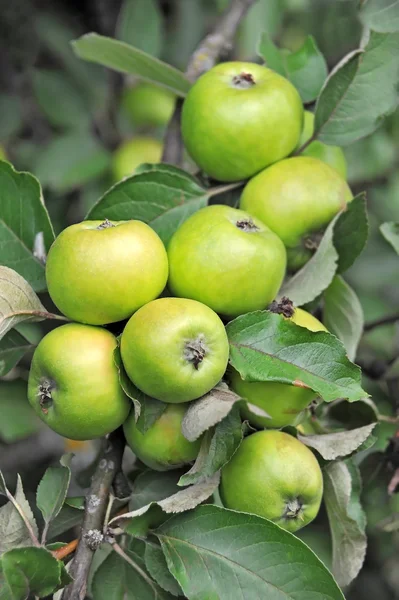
<box><xmin>303</xmin><ymin>231</ymin><xmax>323</xmax><ymax>251</ymax></box>
<box><xmin>235</xmin><ymin>219</ymin><xmax>260</xmax><ymax>233</ymax></box>
<box><xmin>97</xmin><ymin>219</ymin><xmax>115</xmax><ymax>230</ymax></box>
<box><xmin>184</xmin><ymin>336</ymin><xmax>207</xmax><ymax>370</ymax></box>
<box><xmin>284</xmin><ymin>498</ymin><xmax>303</xmax><ymax>520</ymax></box>
<box><xmin>268</xmin><ymin>296</ymin><xmax>295</xmax><ymax>318</ymax></box>
<box><xmin>232</xmin><ymin>72</ymin><xmax>255</xmax><ymax>89</ymax></box>
<box><xmin>38</xmin><ymin>379</ymin><xmax>54</xmax><ymax>414</ymax></box>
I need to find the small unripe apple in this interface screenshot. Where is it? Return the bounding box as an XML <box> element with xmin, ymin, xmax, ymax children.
<box><xmin>167</xmin><ymin>205</ymin><xmax>287</xmax><ymax>318</ymax></box>
<box><xmin>121</xmin><ymin>82</ymin><xmax>175</xmax><ymax>128</ymax></box>
<box><xmin>121</xmin><ymin>297</ymin><xmax>229</xmax><ymax>403</ymax></box>
<box><xmin>240</xmin><ymin>156</ymin><xmax>352</xmax><ymax>269</ymax></box>
<box><xmin>46</xmin><ymin>219</ymin><xmax>168</xmax><ymax>325</ymax></box>
<box><xmin>182</xmin><ymin>61</ymin><xmax>303</xmax><ymax>182</ymax></box>
<box><xmin>28</xmin><ymin>324</ymin><xmax>130</xmax><ymax>440</ymax></box>
<box><xmin>123</xmin><ymin>402</ymin><xmax>202</xmax><ymax>471</ymax></box>
<box><xmin>297</xmin><ymin>111</ymin><xmax>347</xmax><ymax>178</ymax></box>
<box><xmin>112</xmin><ymin>136</ymin><xmax>163</xmax><ymax>181</ymax></box>
<box><xmin>231</xmin><ymin>307</ymin><xmax>327</xmax><ymax>429</ymax></box>
<box><xmin>220</xmin><ymin>430</ymin><xmax>323</xmax><ymax>532</ymax></box>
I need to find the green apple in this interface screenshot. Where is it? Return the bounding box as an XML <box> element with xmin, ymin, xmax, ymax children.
<box><xmin>240</xmin><ymin>156</ymin><xmax>353</xmax><ymax>269</ymax></box>
<box><xmin>167</xmin><ymin>205</ymin><xmax>287</xmax><ymax>318</ymax></box>
<box><xmin>112</xmin><ymin>136</ymin><xmax>163</xmax><ymax>181</ymax></box>
<box><xmin>297</xmin><ymin>111</ymin><xmax>347</xmax><ymax>178</ymax></box>
<box><xmin>120</xmin><ymin>297</ymin><xmax>229</xmax><ymax>403</ymax></box>
<box><xmin>28</xmin><ymin>323</ymin><xmax>130</xmax><ymax>440</ymax></box>
<box><xmin>121</xmin><ymin>82</ymin><xmax>175</xmax><ymax>128</ymax></box>
<box><xmin>181</xmin><ymin>61</ymin><xmax>303</xmax><ymax>182</ymax></box>
<box><xmin>231</xmin><ymin>308</ymin><xmax>327</xmax><ymax>429</ymax></box>
<box><xmin>124</xmin><ymin>402</ymin><xmax>202</xmax><ymax>471</ymax></box>
<box><xmin>220</xmin><ymin>430</ymin><xmax>323</xmax><ymax>532</ymax></box>
<box><xmin>46</xmin><ymin>219</ymin><xmax>168</xmax><ymax>325</ymax></box>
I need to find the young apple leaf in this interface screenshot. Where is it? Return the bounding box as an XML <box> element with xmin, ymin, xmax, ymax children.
<box><xmin>0</xmin><ymin>161</ymin><xmax>54</xmax><ymax>291</ymax></box>
<box><xmin>86</xmin><ymin>164</ymin><xmax>208</xmax><ymax>246</ymax></box>
<box><xmin>72</xmin><ymin>33</ymin><xmax>191</xmax><ymax>97</ymax></box>
<box><xmin>116</xmin><ymin>0</ymin><xmax>163</xmax><ymax>58</ymax></box>
<box><xmin>333</xmin><ymin>193</ymin><xmax>368</xmax><ymax>273</ymax></box>
<box><xmin>323</xmin><ymin>276</ymin><xmax>364</xmax><ymax>361</ymax></box>
<box><xmin>298</xmin><ymin>423</ymin><xmax>376</xmax><ymax>460</ymax></box>
<box><xmin>181</xmin><ymin>382</ymin><xmax>240</xmax><ymax>442</ymax></box>
<box><xmin>324</xmin><ymin>460</ymin><xmax>367</xmax><ymax>587</ymax></box>
<box><xmin>36</xmin><ymin>455</ymin><xmax>72</xmax><ymax>542</ymax></box>
<box><xmin>144</xmin><ymin>542</ymin><xmax>182</xmax><ymax>596</ymax></box>
<box><xmin>155</xmin><ymin>505</ymin><xmax>345</xmax><ymax>600</ymax></box>
<box><xmin>0</xmin><ymin>547</ymin><xmax>67</xmax><ymax>599</ymax></box>
<box><xmin>0</xmin><ymin>475</ymin><xmax>39</xmax><ymax>554</ymax></box>
<box><xmin>178</xmin><ymin>404</ymin><xmax>244</xmax><ymax>487</ymax></box>
<box><xmin>0</xmin><ymin>267</ymin><xmax>65</xmax><ymax>341</ymax></box>
<box><xmin>380</xmin><ymin>221</ymin><xmax>399</xmax><ymax>254</ymax></box>
<box><xmin>227</xmin><ymin>311</ymin><xmax>367</xmax><ymax>402</ymax></box>
<box><xmin>0</xmin><ymin>329</ymin><xmax>33</xmax><ymax>376</ymax></box>
<box><xmin>314</xmin><ymin>31</ymin><xmax>399</xmax><ymax>146</ymax></box>
<box><xmin>258</xmin><ymin>34</ymin><xmax>328</xmax><ymax>103</ymax></box>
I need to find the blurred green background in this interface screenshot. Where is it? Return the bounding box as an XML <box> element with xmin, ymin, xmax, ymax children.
<box><xmin>0</xmin><ymin>1</ymin><xmax>398</xmax><ymax>597</ymax></box>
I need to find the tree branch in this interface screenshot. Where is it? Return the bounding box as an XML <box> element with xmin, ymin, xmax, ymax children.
<box><xmin>61</xmin><ymin>429</ymin><xmax>125</xmax><ymax>600</ymax></box>
<box><xmin>364</xmin><ymin>313</ymin><xmax>399</xmax><ymax>332</ymax></box>
<box><xmin>162</xmin><ymin>0</ymin><xmax>258</xmax><ymax>165</ymax></box>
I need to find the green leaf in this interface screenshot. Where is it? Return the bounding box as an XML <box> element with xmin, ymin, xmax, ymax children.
<box><xmin>32</xmin><ymin>69</ymin><xmax>91</xmax><ymax>129</ymax></box>
<box><xmin>314</xmin><ymin>31</ymin><xmax>399</xmax><ymax>146</ymax></box>
<box><xmin>156</xmin><ymin>505</ymin><xmax>345</xmax><ymax>600</ymax></box>
<box><xmin>0</xmin><ymin>267</ymin><xmax>62</xmax><ymax>342</ymax></box>
<box><xmin>72</xmin><ymin>33</ymin><xmax>191</xmax><ymax>97</ymax></box>
<box><xmin>360</xmin><ymin>0</ymin><xmax>399</xmax><ymax>33</ymax></box>
<box><xmin>0</xmin><ymin>380</ymin><xmax>41</xmax><ymax>443</ymax></box>
<box><xmin>114</xmin><ymin>345</ymin><xmax>142</xmax><ymax>420</ymax></box>
<box><xmin>116</xmin><ymin>0</ymin><xmax>163</xmax><ymax>58</ymax></box>
<box><xmin>345</xmin><ymin>130</ymin><xmax>396</xmax><ymax>184</ymax></box>
<box><xmin>0</xmin><ymin>329</ymin><xmax>33</xmax><ymax>377</ymax></box>
<box><xmin>226</xmin><ymin>311</ymin><xmax>367</xmax><ymax>402</ymax></box>
<box><xmin>178</xmin><ymin>404</ymin><xmax>244</xmax><ymax>487</ymax></box>
<box><xmin>323</xmin><ymin>276</ymin><xmax>364</xmax><ymax>361</ymax></box>
<box><xmin>239</xmin><ymin>0</ymin><xmax>284</xmax><ymax>61</ymax></box>
<box><xmin>0</xmin><ymin>95</ymin><xmax>23</xmax><ymax>140</ymax></box>
<box><xmin>324</xmin><ymin>460</ymin><xmax>367</xmax><ymax>587</ymax></box>
<box><xmin>333</xmin><ymin>193</ymin><xmax>369</xmax><ymax>273</ymax></box>
<box><xmin>0</xmin><ymin>547</ymin><xmax>63</xmax><ymax>599</ymax></box>
<box><xmin>322</xmin><ymin>398</ymin><xmax>379</xmax><ymax>430</ymax></box>
<box><xmin>34</xmin><ymin>132</ymin><xmax>111</xmax><ymax>192</ymax></box>
<box><xmin>144</xmin><ymin>542</ymin><xmax>182</xmax><ymax>597</ymax></box>
<box><xmin>0</xmin><ymin>161</ymin><xmax>54</xmax><ymax>291</ymax></box>
<box><xmin>0</xmin><ymin>475</ymin><xmax>39</xmax><ymax>554</ymax></box>
<box><xmin>37</xmin><ymin>455</ymin><xmax>72</xmax><ymax>539</ymax></box>
<box><xmin>136</xmin><ymin>396</ymin><xmax>167</xmax><ymax>435</ymax></box>
<box><xmin>298</xmin><ymin>423</ymin><xmax>376</xmax><ymax>460</ymax></box>
<box><xmin>130</xmin><ymin>471</ymin><xmax>184</xmax><ymax>512</ymax></box>
<box><xmin>280</xmin><ymin>216</ymin><xmax>338</xmax><ymax>306</ymax></box>
<box><xmin>258</xmin><ymin>34</ymin><xmax>328</xmax><ymax>103</ymax></box>
<box><xmin>87</xmin><ymin>164</ymin><xmax>208</xmax><ymax>246</ymax></box>
<box><xmin>380</xmin><ymin>221</ymin><xmax>399</xmax><ymax>253</ymax></box>
<box><xmin>47</xmin><ymin>503</ymin><xmax>84</xmax><ymax>541</ymax></box>
<box><xmin>91</xmin><ymin>541</ymin><xmax>174</xmax><ymax>599</ymax></box>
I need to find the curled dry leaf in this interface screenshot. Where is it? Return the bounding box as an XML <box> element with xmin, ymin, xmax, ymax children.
<box><xmin>298</xmin><ymin>423</ymin><xmax>377</xmax><ymax>460</ymax></box>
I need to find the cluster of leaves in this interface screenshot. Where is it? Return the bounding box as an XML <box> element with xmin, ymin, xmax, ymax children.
<box><xmin>1</xmin><ymin>0</ymin><xmax>399</xmax><ymax>599</ymax></box>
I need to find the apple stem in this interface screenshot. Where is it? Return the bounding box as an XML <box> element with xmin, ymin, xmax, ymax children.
<box><xmin>184</xmin><ymin>337</ymin><xmax>206</xmax><ymax>370</ymax></box>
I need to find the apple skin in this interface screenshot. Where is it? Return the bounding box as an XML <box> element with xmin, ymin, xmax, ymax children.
<box><xmin>46</xmin><ymin>220</ymin><xmax>168</xmax><ymax>325</ymax></box>
<box><xmin>297</xmin><ymin>111</ymin><xmax>347</xmax><ymax>179</ymax></box>
<box><xmin>240</xmin><ymin>156</ymin><xmax>353</xmax><ymax>269</ymax></box>
<box><xmin>220</xmin><ymin>430</ymin><xmax>323</xmax><ymax>532</ymax></box>
<box><xmin>181</xmin><ymin>61</ymin><xmax>303</xmax><ymax>182</ymax></box>
<box><xmin>120</xmin><ymin>297</ymin><xmax>229</xmax><ymax>403</ymax></box>
<box><xmin>28</xmin><ymin>324</ymin><xmax>131</xmax><ymax>441</ymax></box>
<box><xmin>230</xmin><ymin>308</ymin><xmax>327</xmax><ymax>429</ymax></box>
<box><xmin>123</xmin><ymin>402</ymin><xmax>202</xmax><ymax>471</ymax></box>
<box><xmin>167</xmin><ymin>205</ymin><xmax>287</xmax><ymax>318</ymax></box>
<box><xmin>112</xmin><ymin>136</ymin><xmax>163</xmax><ymax>181</ymax></box>
<box><xmin>121</xmin><ymin>83</ymin><xmax>175</xmax><ymax>128</ymax></box>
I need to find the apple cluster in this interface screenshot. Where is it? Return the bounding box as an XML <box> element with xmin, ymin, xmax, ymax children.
<box><xmin>28</xmin><ymin>61</ymin><xmax>354</xmax><ymax>532</ymax></box>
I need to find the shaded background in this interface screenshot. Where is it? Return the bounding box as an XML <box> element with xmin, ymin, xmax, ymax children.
<box><xmin>0</xmin><ymin>0</ymin><xmax>398</xmax><ymax>598</ymax></box>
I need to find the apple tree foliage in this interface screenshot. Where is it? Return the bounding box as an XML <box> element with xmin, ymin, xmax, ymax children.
<box><xmin>0</xmin><ymin>0</ymin><xmax>399</xmax><ymax>598</ymax></box>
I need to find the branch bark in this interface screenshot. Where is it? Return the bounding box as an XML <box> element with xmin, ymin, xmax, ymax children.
<box><xmin>61</xmin><ymin>429</ymin><xmax>125</xmax><ymax>600</ymax></box>
<box><xmin>162</xmin><ymin>0</ymin><xmax>258</xmax><ymax>165</ymax></box>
